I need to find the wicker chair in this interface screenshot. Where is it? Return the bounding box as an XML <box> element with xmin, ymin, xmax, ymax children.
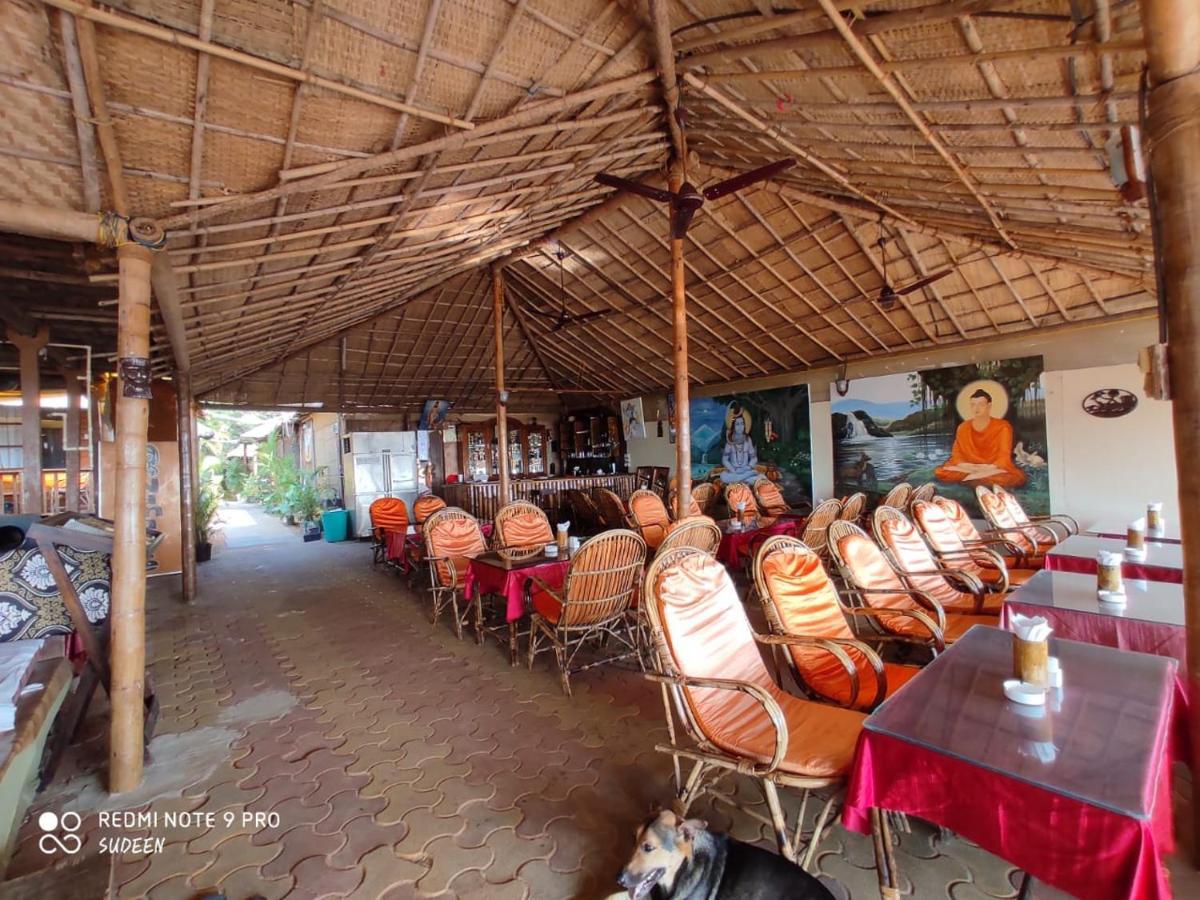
<box><xmin>655</xmin><ymin>516</ymin><xmax>722</xmax><ymax>558</ymax></box>
<box><xmin>564</xmin><ymin>489</ymin><xmax>602</xmax><ymax>535</ymax></box>
<box><xmin>871</xmin><ymin>506</ymin><xmax>1002</xmax><ymax>616</ymax></box>
<box><xmin>752</xmin><ymin>477</ymin><xmax>809</xmax><ymax>518</ymax></box>
<box><xmin>407</xmin><ymin>494</ymin><xmax>447</xmax><ymax>574</ymax></box>
<box><xmin>799</xmin><ymin>498</ymin><xmax>843</xmax><ymax>563</ymax></box>
<box><xmin>879</xmin><ymin>482</ymin><xmax>912</xmax><ymax>510</ymax></box>
<box><xmin>368</xmin><ymin>497</ymin><xmax>408</xmax><ymax>568</ymax></box>
<box><xmin>423</xmin><ymin>507</ymin><xmax>488</xmax><ymax>640</ymax></box>
<box><xmin>642</xmin><ymin>547</ymin><xmax>896</xmax><ymax>882</ymax></box>
<box><xmin>911</xmin><ymin>499</ymin><xmax>1038</xmax><ymax>592</ymax></box>
<box><xmin>976</xmin><ymin>485</ymin><xmax>1059</xmax><ymax>558</ymax></box>
<box><xmin>907</xmin><ymin>482</ymin><xmax>937</xmax><ymax>508</ymax></box>
<box><xmin>526</xmin><ymin>529</ymin><xmax>646</xmax><ymax>695</ymax></box>
<box><xmin>592</xmin><ymin>487</ymin><xmax>630</xmax><ymax>531</ymax></box>
<box><xmin>667</xmin><ymin>488</ymin><xmax>703</xmax><ymax>520</ymax></box>
<box><xmin>839</xmin><ymin>492</ymin><xmax>866</xmax><ymax>523</ymax></box>
<box><xmin>629</xmin><ymin>489</ymin><xmax>672</xmax><ymax>549</ymax></box>
<box><xmin>494</xmin><ymin>500</ymin><xmax>554</xmax><ymax>550</ymax></box>
<box><xmin>828</xmin><ymin>520</ymin><xmax>987</xmax><ymax>649</ymax></box>
<box><xmin>932</xmin><ymin>496</ymin><xmax>1039</xmax><ymax>569</ymax></box>
<box><xmin>753</xmin><ymin>535</ymin><xmax>921</xmax><ymax>712</ymax></box>
<box><xmin>692</xmin><ymin>481</ymin><xmax>719</xmax><ymax>516</ymax></box>
<box><xmin>724</xmin><ymin>482</ymin><xmax>759</xmax><ymax>519</ymax></box>
<box><xmin>994</xmin><ymin>486</ymin><xmax>1079</xmax><ymax>541</ymax></box>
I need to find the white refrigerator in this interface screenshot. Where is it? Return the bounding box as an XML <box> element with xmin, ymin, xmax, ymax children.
<box><xmin>342</xmin><ymin>431</ymin><xmax>420</xmax><ymax>537</ymax></box>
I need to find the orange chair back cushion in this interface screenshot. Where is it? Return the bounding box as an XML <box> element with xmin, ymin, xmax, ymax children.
<box><xmin>428</xmin><ymin>517</ymin><xmax>486</xmax><ymax>585</ymax></box>
<box><xmin>754</xmin><ymin>480</ymin><xmax>787</xmax><ymax>515</ymax></box>
<box><xmin>913</xmin><ymin>501</ymin><xmax>965</xmax><ymax>555</ymax></box>
<box><xmin>501</xmin><ymin>510</ymin><xmax>553</xmax><ymax>548</ymax></box>
<box><xmin>999</xmin><ymin>490</ymin><xmax>1030</xmax><ymax>524</ymax></box>
<box><xmin>837</xmin><ymin>533</ymin><xmax>928</xmax><ymax>638</ymax></box>
<box><xmin>631</xmin><ymin>493</ymin><xmax>670</xmax><ymax>548</ymax></box>
<box><xmin>369</xmin><ymin>498</ymin><xmax>408</xmax><ymax>538</ymax></box>
<box><xmin>413</xmin><ymin>494</ymin><xmax>446</xmax><ymax>524</ymax></box>
<box><xmin>878</xmin><ymin>518</ymin><xmax>968</xmax><ymax>608</ymax></box>
<box><xmin>725</xmin><ymin>483</ymin><xmax>758</xmax><ymax>516</ymax></box>
<box><xmin>935</xmin><ymin>497</ymin><xmax>982</xmax><ymax>545</ymax></box>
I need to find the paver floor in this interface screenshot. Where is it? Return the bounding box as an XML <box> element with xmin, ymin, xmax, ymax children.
<box><xmin>6</xmin><ymin>510</ymin><xmax>1197</xmax><ymax>898</ymax></box>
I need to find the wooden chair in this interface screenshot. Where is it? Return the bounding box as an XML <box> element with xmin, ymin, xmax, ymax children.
<box><xmin>368</xmin><ymin>497</ymin><xmax>408</xmax><ymax>567</ymax></box>
<box><xmin>994</xmin><ymin>486</ymin><xmax>1079</xmax><ymax>541</ymax></box>
<box><xmin>907</xmin><ymin>482</ymin><xmax>936</xmax><ymax>508</ymax></box>
<box><xmin>752</xmin><ymin>478</ymin><xmax>808</xmax><ymax>518</ymax></box>
<box><xmin>592</xmin><ymin>487</ymin><xmax>630</xmax><ymax>531</ymax></box>
<box><xmin>839</xmin><ymin>492</ymin><xmax>866</xmax><ymax>523</ymax></box>
<box><xmin>932</xmin><ymin>496</ymin><xmax>1039</xmax><ymax>569</ymax></box>
<box><xmin>526</xmin><ymin>529</ymin><xmax>646</xmax><ymax>695</ymax></box>
<box><xmin>642</xmin><ymin>547</ymin><xmax>896</xmax><ymax>883</ymax></box>
<box><xmin>628</xmin><ymin>489</ymin><xmax>672</xmax><ymax>550</ymax></box>
<box><xmin>879</xmin><ymin>482</ymin><xmax>912</xmax><ymax>510</ymax></box>
<box><xmin>494</xmin><ymin>500</ymin><xmax>553</xmax><ymax>550</ymax></box>
<box><xmin>423</xmin><ymin>507</ymin><xmax>488</xmax><ymax>640</ymax></box>
<box><xmin>753</xmin><ymin>535</ymin><xmax>921</xmax><ymax>712</ymax></box>
<box><xmin>799</xmin><ymin>498</ymin><xmax>843</xmax><ymax>563</ymax></box>
<box><xmin>655</xmin><ymin>516</ymin><xmax>722</xmax><ymax>558</ymax></box>
<box><xmin>871</xmin><ymin>507</ymin><xmax>1003</xmax><ymax>616</ymax></box>
<box><xmin>911</xmin><ymin>499</ymin><xmax>1037</xmax><ymax>592</ymax></box>
<box><xmin>975</xmin><ymin>486</ymin><xmax>1059</xmax><ymax>558</ymax></box>
<box><xmin>724</xmin><ymin>482</ymin><xmax>759</xmax><ymax>519</ymax></box>
<box><xmin>828</xmin><ymin>520</ymin><xmax>988</xmax><ymax>649</ymax></box>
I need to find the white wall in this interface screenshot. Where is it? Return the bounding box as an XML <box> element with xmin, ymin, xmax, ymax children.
<box><xmin>627</xmin><ymin>394</ymin><xmax>676</xmax><ymax>472</ymax></box>
<box><xmin>1044</xmin><ymin>363</ymin><xmax>1177</xmax><ymax>527</ymax></box>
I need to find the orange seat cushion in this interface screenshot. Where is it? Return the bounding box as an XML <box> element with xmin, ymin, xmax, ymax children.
<box><xmin>655</xmin><ymin>554</ymin><xmax>863</xmax><ymax>778</ymax></box>
<box><xmin>501</xmin><ymin>510</ymin><xmax>553</xmax><ymax>548</ymax></box>
<box><xmin>531</xmin><ymin>583</ymin><xmax>562</xmax><ymax>624</ymax></box>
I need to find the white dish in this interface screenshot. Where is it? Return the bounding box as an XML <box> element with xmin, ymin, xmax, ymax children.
<box><xmin>1003</xmin><ymin>679</ymin><xmax>1047</xmax><ymax>706</ymax></box>
<box><xmin>544</xmin><ymin>544</ymin><xmax>558</xmax><ymax>557</ymax></box>
<box><xmin>1097</xmin><ymin>589</ymin><xmax>1126</xmax><ymax>605</ymax></box>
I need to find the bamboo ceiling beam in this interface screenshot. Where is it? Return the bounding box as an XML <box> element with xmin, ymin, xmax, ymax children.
<box><xmin>693</xmin><ymin>39</ymin><xmax>1144</xmax><ymax>83</ymax></box>
<box><xmin>57</xmin><ymin>12</ymin><xmax>100</xmax><ymax>212</ymax></box>
<box><xmin>839</xmin><ymin>215</ymin><xmax>941</xmax><ymax>345</ymax></box>
<box><xmin>157</xmin><ymin>70</ymin><xmax>658</xmax><ymax>230</ymax></box>
<box><xmin>38</xmin><ymin>0</ymin><xmax>473</xmax><ymax>130</ymax></box>
<box><xmin>894</xmin><ymin>230</ymin><xmax>970</xmax><ymax>339</ymax></box>
<box><xmin>936</xmin><ymin>238</ymin><xmax>1008</xmax><ymax>331</ymax></box>
<box><xmin>813</xmin><ymin>0</ymin><xmax>1013</xmax><ymax>248</ymax></box>
<box><xmin>72</xmin><ymin>12</ymin><xmax>127</xmax><ymax>215</ymax></box>
<box><xmin>688</xmin><ymin>91</ymin><xmax>1138</xmax><ymax>114</ymax></box>
<box><xmin>648</xmin><ymin>0</ymin><xmax>687</xmax><ymax>161</ymax></box>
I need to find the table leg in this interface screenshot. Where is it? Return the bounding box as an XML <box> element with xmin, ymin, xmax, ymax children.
<box><xmin>871</xmin><ymin>808</ymin><xmax>900</xmax><ymax>900</ymax></box>
<box><xmin>1017</xmin><ymin>872</ymin><xmax>1033</xmax><ymax>899</ymax></box>
<box><xmin>509</xmin><ymin>621</ymin><xmax>518</xmax><ymax>667</ymax></box>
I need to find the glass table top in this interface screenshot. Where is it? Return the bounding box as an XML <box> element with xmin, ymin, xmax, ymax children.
<box><xmin>472</xmin><ymin>548</ymin><xmax>572</xmax><ymax>571</ymax></box>
<box><xmin>1008</xmin><ymin>570</ymin><xmax>1184</xmax><ymax>627</ymax></box>
<box><xmin>865</xmin><ymin>625</ymin><xmax>1175</xmax><ymax>819</ymax></box>
<box><xmin>715</xmin><ymin>516</ymin><xmax>782</xmax><ymax>535</ymax></box>
<box><xmin>1047</xmin><ymin>535</ymin><xmax>1184</xmax><ymax>571</ymax></box>
<box><xmin>1086</xmin><ymin>519</ymin><xmax>1181</xmax><ymax>544</ymax></box>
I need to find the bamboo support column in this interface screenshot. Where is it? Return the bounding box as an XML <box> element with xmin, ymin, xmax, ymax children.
<box><xmin>110</xmin><ymin>241</ymin><xmax>154</xmax><ymax>793</ymax></box>
<box><xmin>492</xmin><ymin>264</ymin><xmax>511</xmax><ymax>504</ymax></box>
<box><xmin>62</xmin><ymin>364</ymin><xmax>82</xmax><ymax>512</ymax></box>
<box><xmin>176</xmin><ymin>371</ymin><xmax>197</xmax><ymax>604</ymax></box>
<box><xmin>7</xmin><ymin>327</ymin><xmax>49</xmax><ymax>515</ymax></box>
<box><xmin>668</xmin><ymin>162</ymin><xmax>691</xmax><ymax>519</ymax></box>
<box><xmin>1142</xmin><ymin>0</ymin><xmax>1200</xmax><ymax>862</ymax></box>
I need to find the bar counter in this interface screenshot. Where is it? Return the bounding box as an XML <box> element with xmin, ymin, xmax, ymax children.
<box><xmin>440</xmin><ymin>473</ymin><xmax>636</xmax><ymax>522</ymax></box>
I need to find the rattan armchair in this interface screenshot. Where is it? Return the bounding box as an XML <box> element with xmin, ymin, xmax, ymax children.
<box><xmin>932</xmin><ymin>496</ymin><xmax>1038</xmax><ymax>569</ymax></box>
<box><xmin>907</xmin><ymin>482</ymin><xmax>936</xmax><ymax>508</ymax></box>
<box><xmin>368</xmin><ymin>496</ymin><xmax>408</xmax><ymax>568</ymax></box>
<box><xmin>692</xmin><ymin>481</ymin><xmax>719</xmax><ymax>516</ymax></box>
<box><xmin>995</xmin><ymin>486</ymin><xmax>1079</xmax><ymax>541</ymax></box>
<box><xmin>839</xmin><ymin>492</ymin><xmax>866</xmax><ymax>523</ymax></box>
<box><xmin>879</xmin><ymin>482</ymin><xmax>912</xmax><ymax>510</ymax></box>
<box><xmin>592</xmin><ymin>487</ymin><xmax>630</xmax><ymax>531</ymax></box>
<box><xmin>642</xmin><ymin>547</ymin><xmax>897</xmax><ymax>885</ymax></box>
<box><xmin>724</xmin><ymin>482</ymin><xmax>759</xmax><ymax>519</ymax></box>
<box><xmin>654</xmin><ymin>515</ymin><xmax>722</xmax><ymax>558</ymax></box>
<box><xmin>526</xmin><ymin>529</ymin><xmax>646</xmax><ymax>695</ymax></box>
<box><xmin>752</xmin><ymin>477</ymin><xmax>809</xmax><ymax>518</ymax></box>
<box><xmin>871</xmin><ymin>506</ymin><xmax>1003</xmax><ymax>615</ymax></box>
<box><xmin>799</xmin><ymin>498</ymin><xmax>843</xmax><ymax>564</ymax></box>
<box><xmin>667</xmin><ymin>488</ymin><xmax>702</xmax><ymax>520</ymax></box>
<box><xmin>976</xmin><ymin>485</ymin><xmax>1059</xmax><ymax>558</ymax></box>
<box><xmin>753</xmin><ymin>535</ymin><xmax>921</xmax><ymax>712</ymax></box>
<box><xmin>564</xmin><ymin>489</ymin><xmax>602</xmax><ymax>535</ymax></box>
<box><xmin>911</xmin><ymin>499</ymin><xmax>1037</xmax><ymax>592</ymax></box>
<box><xmin>629</xmin><ymin>489</ymin><xmax>672</xmax><ymax>550</ymax></box>
<box><xmin>494</xmin><ymin>500</ymin><xmax>554</xmax><ymax>555</ymax></box>
<box><xmin>423</xmin><ymin>507</ymin><xmax>488</xmax><ymax>640</ymax></box>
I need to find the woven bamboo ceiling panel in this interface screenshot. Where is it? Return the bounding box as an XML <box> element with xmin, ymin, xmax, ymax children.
<box><xmin>0</xmin><ymin>0</ymin><xmax>1155</xmax><ymax>410</ymax></box>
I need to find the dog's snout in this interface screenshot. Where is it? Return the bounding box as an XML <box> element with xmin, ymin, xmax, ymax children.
<box><xmin>618</xmin><ymin>869</ymin><xmax>639</xmax><ymax>889</ymax></box>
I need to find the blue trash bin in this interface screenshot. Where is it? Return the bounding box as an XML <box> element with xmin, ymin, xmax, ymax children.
<box><xmin>322</xmin><ymin>508</ymin><xmax>350</xmax><ymax>542</ymax></box>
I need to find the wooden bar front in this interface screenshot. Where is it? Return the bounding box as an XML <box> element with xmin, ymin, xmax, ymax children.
<box><xmin>441</xmin><ymin>474</ymin><xmax>637</xmax><ymax>523</ymax></box>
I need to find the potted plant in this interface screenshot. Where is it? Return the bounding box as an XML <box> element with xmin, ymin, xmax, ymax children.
<box><xmin>287</xmin><ymin>472</ymin><xmax>325</xmax><ymax>542</ymax></box>
<box><xmin>194</xmin><ymin>483</ymin><xmax>220</xmax><ymax>562</ymax></box>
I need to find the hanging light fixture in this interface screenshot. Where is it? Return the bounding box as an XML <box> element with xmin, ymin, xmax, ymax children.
<box><xmin>835</xmin><ymin>363</ymin><xmax>851</xmax><ymax>397</ymax></box>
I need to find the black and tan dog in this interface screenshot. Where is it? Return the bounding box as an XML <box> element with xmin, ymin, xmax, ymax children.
<box><xmin>617</xmin><ymin>809</ymin><xmax>836</xmax><ymax>900</ymax></box>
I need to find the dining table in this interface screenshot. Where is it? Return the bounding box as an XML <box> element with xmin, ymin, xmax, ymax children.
<box><xmin>1044</xmin><ymin>534</ymin><xmax>1184</xmax><ymax>585</ymax></box>
<box><xmin>1002</xmin><ymin>569</ymin><xmax>1190</xmax><ymax>764</ymax></box>
<box><xmin>464</xmin><ymin>547</ymin><xmax>572</xmax><ymax>663</ymax></box>
<box><xmin>1087</xmin><ymin>519</ymin><xmax>1181</xmax><ymax>545</ymax></box>
<box><xmin>843</xmin><ymin>625</ymin><xmax>1177</xmax><ymax>900</ymax></box>
<box><xmin>713</xmin><ymin>516</ymin><xmax>798</xmax><ymax>568</ymax></box>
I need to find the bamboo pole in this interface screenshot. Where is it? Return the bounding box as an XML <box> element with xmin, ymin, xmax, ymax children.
<box><xmin>110</xmin><ymin>240</ymin><xmax>154</xmax><ymax>793</ymax></box>
<box><xmin>0</xmin><ymin>201</ymin><xmax>98</xmax><ymax>242</ymax></box>
<box><xmin>62</xmin><ymin>363</ymin><xmax>81</xmax><ymax>513</ymax></box>
<box><xmin>1141</xmin><ymin>0</ymin><xmax>1200</xmax><ymax>863</ymax></box>
<box><xmin>492</xmin><ymin>265</ymin><xmax>511</xmax><ymax>504</ymax></box>
<box><xmin>668</xmin><ymin>162</ymin><xmax>691</xmax><ymax>520</ymax></box>
<box><xmin>8</xmin><ymin>327</ymin><xmax>49</xmax><ymax>514</ymax></box>
<box><xmin>176</xmin><ymin>370</ymin><xmax>197</xmax><ymax>604</ymax></box>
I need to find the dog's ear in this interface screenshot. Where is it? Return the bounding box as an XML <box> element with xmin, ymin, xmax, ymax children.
<box><xmin>678</xmin><ymin>818</ymin><xmax>707</xmax><ymax>843</ymax></box>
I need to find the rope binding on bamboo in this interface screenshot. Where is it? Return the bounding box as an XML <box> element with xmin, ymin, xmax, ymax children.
<box><xmin>97</xmin><ymin>212</ymin><xmax>167</xmax><ymax>251</ymax></box>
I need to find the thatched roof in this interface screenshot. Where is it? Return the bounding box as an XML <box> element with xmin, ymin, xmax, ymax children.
<box><xmin>0</xmin><ymin>0</ymin><xmax>1154</xmax><ymax>410</ymax></box>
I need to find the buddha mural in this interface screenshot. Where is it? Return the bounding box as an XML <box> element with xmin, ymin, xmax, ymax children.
<box><xmin>719</xmin><ymin>403</ymin><xmax>759</xmax><ymax>484</ymax></box>
<box><xmin>934</xmin><ymin>383</ymin><xmax>1026</xmax><ymax>489</ymax></box>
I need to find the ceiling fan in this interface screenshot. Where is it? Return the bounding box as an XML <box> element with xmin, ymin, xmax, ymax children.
<box><xmin>873</xmin><ymin>229</ymin><xmax>954</xmax><ymax>311</ymax></box>
<box><xmin>522</xmin><ymin>245</ymin><xmax>610</xmax><ymax>332</ymax></box>
<box><xmin>593</xmin><ymin>158</ymin><xmax>796</xmax><ymax>239</ymax></box>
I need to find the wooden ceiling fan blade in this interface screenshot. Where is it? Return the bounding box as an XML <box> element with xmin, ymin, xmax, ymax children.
<box><xmin>896</xmin><ymin>269</ymin><xmax>954</xmax><ymax>295</ymax></box>
<box><xmin>670</xmin><ymin>203</ymin><xmax>697</xmax><ymax>240</ymax></box>
<box><xmin>701</xmin><ymin>159</ymin><xmax>796</xmax><ymax>201</ymax></box>
<box><xmin>568</xmin><ymin>309</ymin><xmax>610</xmax><ymax>325</ymax></box>
<box><xmin>593</xmin><ymin>173</ymin><xmax>674</xmax><ymax>203</ymax></box>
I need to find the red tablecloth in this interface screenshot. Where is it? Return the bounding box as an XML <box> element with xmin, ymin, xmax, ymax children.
<box><xmin>1045</xmin><ymin>551</ymin><xmax>1183</xmax><ymax>585</ymax></box>
<box><xmin>844</xmin><ymin>689</ymin><xmax>1176</xmax><ymax>900</ymax></box>
<box><xmin>1002</xmin><ymin>599</ymin><xmax>1191</xmax><ymax>768</ymax></box>
<box><xmin>716</xmin><ymin>518</ymin><xmax>798</xmax><ymax>567</ymax></box>
<box><xmin>463</xmin><ymin>558</ymin><xmax>569</xmax><ymax>622</ymax></box>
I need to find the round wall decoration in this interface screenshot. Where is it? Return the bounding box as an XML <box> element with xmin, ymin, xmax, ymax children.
<box><xmin>1082</xmin><ymin>388</ymin><xmax>1138</xmax><ymax>418</ymax></box>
